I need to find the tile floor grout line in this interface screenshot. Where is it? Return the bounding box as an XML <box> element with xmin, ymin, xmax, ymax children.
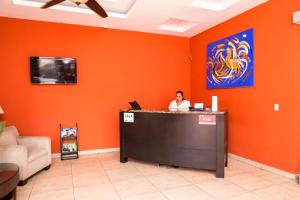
<box><xmin>225</xmin><ymin>169</ymin><xmax>293</xmax><ymax>194</ymax></box>
<box><xmin>217</xmin><ymin>165</ymin><xmax>293</xmax><ymax>200</ymax></box>
<box><xmin>24</xmin><ymin>182</ymin><xmax>34</xmax><ymax>200</ymax></box>
<box><xmin>126</xmin><ymin>162</ymin><xmax>168</xmax><ymax>198</ymax></box>
<box><xmin>28</xmin><ymin>176</ymin><xmax>38</xmax><ymax>200</ymax></box>
<box><xmin>131</xmin><ymin>161</ymin><xmax>218</xmax><ymax>200</ymax></box>
<box><xmin>224</xmin><ymin>160</ymin><xmax>292</xmax><ymax>192</ymax></box>
<box><xmin>71</xmin><ymin>161</ymin><xmax>76</xmax><ymax>200</ymax></box>
<box><xmin>134</xmin><ymin>161</ymin><xmax>215</xmax><ymax>199</ymax></box>
<box><xmin>227</xmin><ymin>158</ymin><xmax>296</xmax><ymax>181</ymax></box>
<box><xmin>103</xmin><ymin>157</ymin><xmax>172</xmax><ymax>199</ymax></box>
<box><xmin>170</xmin><ymin>168</ymin><xmax>219</xmax><ymax>200</ymax></box>
<box><xmin>98</xmin><ymin>156</ymin><xmax>122</xmax><ymax>200</ymax></box>
<box><xmin>24</xmin><ymin>166</ymin><xmax>40</xmax><ymax>200</ymax></box>
<box><xmin>132</xmin><ymin>161</ymin><xmax>172</xmax><ymax>200</ymax></box>
<box><xmin>228</xmin><ymin>179</ymin><xmax>294</xmax><ymax>199</ymax></box>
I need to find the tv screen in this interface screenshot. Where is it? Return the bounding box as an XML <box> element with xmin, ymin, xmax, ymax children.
<box><xmin>30</xmin><ymin>57</ymin><xmax>77</xmax><ymax>84</ymax></box>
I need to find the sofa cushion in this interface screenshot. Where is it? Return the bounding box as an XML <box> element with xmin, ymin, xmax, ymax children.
<box><xmin>0</xmin><ymin>126</ymin><xmax>18</xmax><ymax>146</ymax></box>
<box><xmin>28</xmin><ymin>148</ymin><xmax>48</xmax><ymax>162</ymax></box>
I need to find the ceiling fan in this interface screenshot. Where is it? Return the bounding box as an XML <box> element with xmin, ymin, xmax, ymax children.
<box><xmin>41</xmin><ymin>0</ymin><xmax>108</xmax><ymax>18</ymax></box>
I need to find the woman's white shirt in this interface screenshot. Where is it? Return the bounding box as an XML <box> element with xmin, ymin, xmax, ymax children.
<box><xmin>168</xmin><ymin>100</ymin><xmax>191</xmax><ymax>111</ymax></box>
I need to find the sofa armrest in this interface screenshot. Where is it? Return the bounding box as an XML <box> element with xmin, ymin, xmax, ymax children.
<box><xmin>17</xmin><ymin>136</ymin><xmax>51</xmax><ymax>157</ymax></box>
<box><xmin>0</xmin><ymin>145</ymin><xmax>28</xmax><ymax>179</ymax></box>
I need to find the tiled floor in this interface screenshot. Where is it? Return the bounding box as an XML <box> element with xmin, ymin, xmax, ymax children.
<box><xmin>17</xmin><ymin>152</ymin><xmax>300</xmax><ymax>200</ymax></box>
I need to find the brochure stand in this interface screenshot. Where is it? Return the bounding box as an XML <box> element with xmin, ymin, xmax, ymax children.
<box><xmin>60</xmin><ymin>123</ymin><xmax>79</xmax><ymax>160</ymax></box>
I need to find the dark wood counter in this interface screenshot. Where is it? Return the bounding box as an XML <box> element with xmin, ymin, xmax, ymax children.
<box><xmin>120</xmin><ymin>110</ymin><xmax>228</xmax><ymax>178</ymax></box>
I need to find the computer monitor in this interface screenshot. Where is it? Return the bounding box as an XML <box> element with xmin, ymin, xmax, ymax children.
<box><xmin>129</xmin><ymin>101</ymin><xmax>142</xmax><ymax>110</ymax></box>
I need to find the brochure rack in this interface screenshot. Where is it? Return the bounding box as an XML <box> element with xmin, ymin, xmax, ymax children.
<box><xmin>60</xmin><ymin>123</ymin><xmax>79</xmax><ymax>160</ymax></box>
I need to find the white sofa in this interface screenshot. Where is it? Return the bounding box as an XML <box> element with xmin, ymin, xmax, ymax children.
<box><xmin>0</xmin><ymin>126</ymin><xmax>51</xmax><ymax>185</ymax></box>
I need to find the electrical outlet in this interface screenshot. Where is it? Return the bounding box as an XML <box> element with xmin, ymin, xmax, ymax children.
<box><xmin>274</xmin><ymin>104</ymin><xmax>279</xmax><ymax>111</ymax></box>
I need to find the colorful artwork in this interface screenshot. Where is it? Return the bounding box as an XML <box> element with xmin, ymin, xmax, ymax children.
<box><xmin>62</xmin><ymin>143</ymin><xmax>77</xmax><ymax>153</ymax></box>
<box><xmin>207</xmin><ymin>29</ymin><xmax>254</xmax><ymax>89</ymax></box>
<box><xmin>61</xmin><ymin>127</ymin><xmax>77</xmax><ymax>139</ymax></box>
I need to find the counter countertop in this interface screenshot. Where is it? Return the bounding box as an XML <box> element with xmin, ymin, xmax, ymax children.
<box><xmin>120</xmin><ymin>109</ymin><xmax>227</xmax><ymax>115</ymax></box>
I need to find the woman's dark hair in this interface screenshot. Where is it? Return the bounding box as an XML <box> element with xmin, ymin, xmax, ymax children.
<box><xmin>176</xmin><ymin>91</ymin><xmax>185</xmax><ymax>100</ymax></box>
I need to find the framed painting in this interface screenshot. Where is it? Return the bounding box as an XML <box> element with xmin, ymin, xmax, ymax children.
<box><xmin>207</xmin><ymin>29</ymin><xmax>254</xmax><ymax>89</ymax></box>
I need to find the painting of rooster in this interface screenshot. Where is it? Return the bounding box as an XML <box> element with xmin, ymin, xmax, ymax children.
<box><xmin>207</xmin><ymin>29</ymin><xmax>254</xmax><ymax>89</ymax></box>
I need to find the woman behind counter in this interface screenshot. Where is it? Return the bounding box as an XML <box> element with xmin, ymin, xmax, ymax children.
<box><xmin>169</xmin><ymin>91</ymin><xmax>190</xmax><ymax>111</ymax></box>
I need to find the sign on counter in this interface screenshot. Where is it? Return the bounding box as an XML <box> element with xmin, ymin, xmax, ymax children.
<box><xmin>198</xmin><ymin>115</ymin><xmax>216</xmax><ymax>125</ymax></box>
<box><xmin>124</xmin><ymin>113</ymin><xmax>134</xmax><ymax>123</ymax></box>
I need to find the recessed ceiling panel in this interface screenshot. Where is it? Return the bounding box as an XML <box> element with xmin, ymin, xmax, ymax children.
<box><xmin>158</xmin><ymin>18</ymin><xmax>197</xmax><ymax>33</ymax></box>
<box><xmin>190</xmin><ymin>0</ymin><xmax>240</xmax><ymax>11</ymax></box>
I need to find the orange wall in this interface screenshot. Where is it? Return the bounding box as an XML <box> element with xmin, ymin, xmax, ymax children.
<box><xmin>190</xmin><ymin>0</ymin><xmax>300</xmax><ymax>173</ymax></box>
<box><xmin>0</xmin><ymin>17</ymin><xmax>191</xmax><ymax>153</ymax></box>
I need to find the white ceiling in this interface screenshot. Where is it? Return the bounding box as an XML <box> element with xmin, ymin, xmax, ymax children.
<box><xmin>0</xmin><ymin>0</ymin><xmax>268</xmax><ymax>37</ymax></box>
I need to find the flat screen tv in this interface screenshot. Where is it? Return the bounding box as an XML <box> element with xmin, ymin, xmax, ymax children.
<box><xmin>30</xmin><ymin>57</ymin><xmax>77</xmax><ymax>84</ymax></box>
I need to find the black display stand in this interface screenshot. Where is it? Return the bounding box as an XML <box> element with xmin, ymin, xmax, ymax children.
<box><xmin>60</xmin><ymin>123</ymin><xmax>79</xmax><ymax>160</ymax></box>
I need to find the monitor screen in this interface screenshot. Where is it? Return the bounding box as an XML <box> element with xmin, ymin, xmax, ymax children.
<box><xmin>129</xmin><ymin>101</ymin><xmax>142</xmax><ymax>110</ymax></box>
<box><xmin>30</xmin><ymin>57</ymin><xmax>77</xmax><ymax>84</ymax></box>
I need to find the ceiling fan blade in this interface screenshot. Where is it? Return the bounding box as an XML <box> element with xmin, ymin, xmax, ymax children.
<box><xmin>41</xmin><ymin>0</ymin><xmax>66</xmax><ymax>9</ymax></box>
<box><xmin>85</xmin><ymin>0</ymin><xmax>108</xmax><ymax>18</ymax></box>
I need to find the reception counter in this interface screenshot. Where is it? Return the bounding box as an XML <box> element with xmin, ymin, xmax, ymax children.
<box><xmin>119</xmin><ymin>110</ymin><xmax>228</xmax><ymax>178</ymax></box>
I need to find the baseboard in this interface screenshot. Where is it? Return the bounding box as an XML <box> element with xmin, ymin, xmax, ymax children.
<box><xmin>229</xmin><ymin>153</ymin><xmax>297</xmax><ymax>180</ymax></box>
<box><xmin>52</xmin><ymin>147</ymin><xmax>120</xmax><ymax>158</ymax></box>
